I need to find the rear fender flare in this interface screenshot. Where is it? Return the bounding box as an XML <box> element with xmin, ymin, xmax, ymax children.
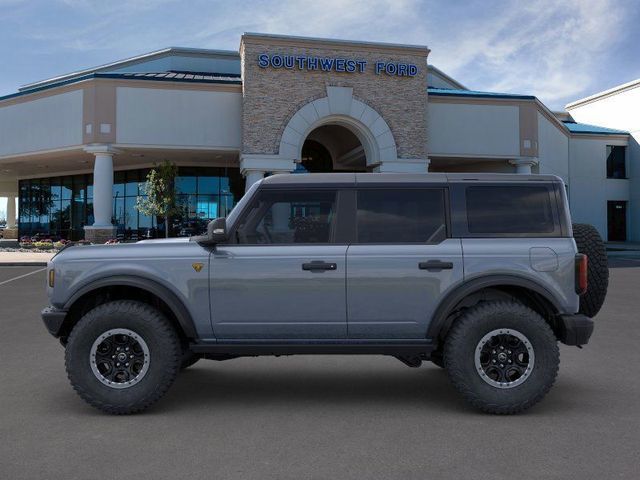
<box><xmin>427</xmin><ymin>274</ymin><xmax>563</xmax><ymax>340</ymax></box>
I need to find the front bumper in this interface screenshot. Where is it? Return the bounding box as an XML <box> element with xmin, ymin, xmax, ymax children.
<box><xmin>41</xmin><ymin>306</ymin><xmax>68</xmax><ymax>337</ymax></box>
<box><xmin>557</xmin><ymin>314</ymin><xmax>594</xmax><ymax>346</ymax></box>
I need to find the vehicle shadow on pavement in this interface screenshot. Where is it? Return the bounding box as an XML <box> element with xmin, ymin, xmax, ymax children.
<box><xmin>157</xmin><ymin>364</ymin><xmax>469</xmax><ymax>413</ymax></box>
<box><xmin>151</xmin><ymin>362</ymin><xmax>582</xmax><ymax>416</ymax></box>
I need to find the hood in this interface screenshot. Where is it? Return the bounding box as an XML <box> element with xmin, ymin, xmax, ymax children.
<box><xmin>136</xmin><ymin>237</ymin><xmax>190</xmax><ymax>244</ymax></box>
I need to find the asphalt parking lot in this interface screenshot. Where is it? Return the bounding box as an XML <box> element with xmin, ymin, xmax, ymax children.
<box><xmin>1</xmin><ymin>260</ymin><xmax>640</xmax><ymax>479</ymax></box>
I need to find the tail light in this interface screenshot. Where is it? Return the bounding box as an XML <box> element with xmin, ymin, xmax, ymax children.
<box><xmin>575</xmin><ymin>254</ymin><xmax>588</xmax><ymax>295</ymax></box>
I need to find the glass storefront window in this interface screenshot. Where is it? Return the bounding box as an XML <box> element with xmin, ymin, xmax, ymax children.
<box><xmin>125</xmin><ymin>170</ymin><xmax>140</xmax><ymax>197</ymax></box>
<box><xmin>198</xmin><ymin>176</ymin><xmax>219</xmax><ymax>195</ymax></box>
<box><xmin>176</xmin><ymin>175</ymin><xmax>197</xmax><ymax>194</ymax></box>
<box><xmin>18</xmin><ymin>166</ymin><xmax>242</xmax><ymax>241</ymax></box>
<box><xmin>61</xmin><ymin>177</ymin><xmax>73</xmax><ymax>200</ymax></box>
<box><xmin>113</xmin><ymin>171</ymin><xmax>125</xmax><ymax>199</ymax></box>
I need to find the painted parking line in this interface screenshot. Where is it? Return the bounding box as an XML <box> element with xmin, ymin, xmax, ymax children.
<box><xmin>0</xmin><ymin>267</ymin><xmax>46</xmax><ymax>287</ymax></box>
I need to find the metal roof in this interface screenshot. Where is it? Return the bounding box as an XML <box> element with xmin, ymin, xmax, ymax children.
<box><xmin>562</xmin><ymin>121</ymin><xmax>628</xmax><ymax>135</ymax></box>
<box><xmin>0</xmin><ymin>71</ymin><xmax>241</xmax><ymax>102</ymax></box>
<box><xmin>428</xmin><ymin>87</ymin><xmax>535</xmax><ymax>100</ymax></box>
<box><xmin>19</xmin><ymin>47</ymin><xmax>240</xmax><ymax>92</ymax></box>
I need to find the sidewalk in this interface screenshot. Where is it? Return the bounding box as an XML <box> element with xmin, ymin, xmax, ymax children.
<box><xmin>606</xmin><ymin>242</ymin><xmax>640</xmax><ymax>258</ymax></box>
<box><xmin>0</xmin><ymin>251</ymin><xmax>55</xmax><ymax>266</ymax></box>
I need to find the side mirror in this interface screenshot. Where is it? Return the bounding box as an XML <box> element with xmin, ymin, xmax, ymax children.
<box><xmin>191</xmin><ymin>217</ymin><xmax>227</xmax><ymax>245</ymax></box>
<box><xmin>208</xmin><ymin>217</ymin><xmax>228</xmax><ymax>244</ymax></box>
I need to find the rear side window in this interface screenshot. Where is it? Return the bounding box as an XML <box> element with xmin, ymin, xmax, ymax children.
<box><xmin>466</xmin><ymin>186</ymin><xmax>554</xmax><ymax>234</ymax></box>
<box><xmin>356</xmin><ymin>189</ymin><xmax>447</xmax><ymax>243</ymax></box>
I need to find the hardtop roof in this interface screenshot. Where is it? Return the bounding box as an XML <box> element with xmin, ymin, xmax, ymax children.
<box><xmin>260</xmin><ymin>172</ymin><xmax>563</xmax><ymax>186</ymax></box>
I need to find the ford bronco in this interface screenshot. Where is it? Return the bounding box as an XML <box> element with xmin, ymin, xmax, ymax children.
<box><xmin>42</xmin><ymin>173</ymin><xmax>608</xmax><ymax>414</ymax></box>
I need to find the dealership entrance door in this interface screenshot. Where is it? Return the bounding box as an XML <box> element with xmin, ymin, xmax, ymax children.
<box><xmin>298</xmin><ymin>124</ymin><xmax>367</xmax><ymax>173</ymax></box>
<box><xmin>607</xmin><ymin>201</ymin><xmax>627</xmax><ymax>241</ymax></box>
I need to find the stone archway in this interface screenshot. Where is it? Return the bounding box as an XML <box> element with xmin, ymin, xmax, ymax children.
<box><xmin>278</xmin><ymin>86</ymin><xmax>398</xmax><ymax>169</ymax></box>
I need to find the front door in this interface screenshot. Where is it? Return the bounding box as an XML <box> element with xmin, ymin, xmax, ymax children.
<box><xmin>607</xmin><ymin>201</ymin><xmax>627</xmax><ymax>242</ymax></box>
<box><xmin>346</xmin><ymin>187</ymin><xmax>463</xmax><ymax>338</ymax></box>
<box><xmin>210</xmin><ymin>188</ymin><xmax>347</xmax><ymax>339</ymax></box>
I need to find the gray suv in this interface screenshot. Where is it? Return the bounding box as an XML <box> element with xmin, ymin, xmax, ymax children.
<box><xmin>42</xmin><ymin>173</ymin><xmax>608</xmax><ymax>414</ymax></box>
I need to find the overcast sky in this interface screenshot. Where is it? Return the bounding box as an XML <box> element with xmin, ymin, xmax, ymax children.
<box><xmin>1</xmin><ymin>0</ymin><xmax>639</xmax><ymax>218</ymax></box>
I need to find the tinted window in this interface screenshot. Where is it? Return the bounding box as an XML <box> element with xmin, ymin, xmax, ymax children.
<box><xmin>356</xmin><ymin>189</ymin><xmax>446</xmax><ymax>243</ymax></box>
<box><xmin>236</xmin><ymin>190</ymin><xmax>337</xmax><ymax>244</ymax></box>
<box><xmin>606</xmin><ymin>145</ymin><xmax>626</xmax><ymax>179</ymax></box>
<box><xmin>466</xmin><ymin>186</ymin><xmax>554</xmax><ymax>234</ymax></box>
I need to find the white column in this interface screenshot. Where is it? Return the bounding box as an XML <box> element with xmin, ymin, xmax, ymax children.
<box><xmin>6</xmin><ymin>195</ymin><xmax>16</xmax><ymax>228</ymax></box>
<box><xmin>83</xmin><ymin>145</ymin><xmax>119</xmax><ymax>243</ymax></box>
<box><xmin>243</xmin><ymin>169</ymin><xmax>265</xmax><ymax>192</ymax></box>
<box><xmin>510</xmin><ymin>158</ymin><xmax>539</xmax><ymax>174</ymax></box>
<box><xmin>89</xmin><ymin>150</ymin><xmax>115</xmax><ymax>226</ymax></box>
<box><xmin>240</xmin><ymin>154</ymin><xmax>296</xmax><ymax>192</ymax></box>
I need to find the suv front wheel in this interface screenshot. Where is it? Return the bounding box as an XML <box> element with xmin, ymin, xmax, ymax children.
<box><xmin>65</xmin><ymin>300</ymin><xmax>181</xmax><ymax>414</ymax></box>
<box><xmin>443</xmin><ymin>301</ymin><xmax>559</xmax><ymax>414</ymax></box>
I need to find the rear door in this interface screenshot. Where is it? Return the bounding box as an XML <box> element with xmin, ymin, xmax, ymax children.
<box><xmin>346</xmin><ymin>187</ymin><xmax>463</xmax><ymax>339</ymax></box>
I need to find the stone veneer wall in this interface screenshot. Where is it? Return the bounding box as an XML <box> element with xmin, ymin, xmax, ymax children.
<box><xmin>240</xmin><ymin>37</ymin><xmax>429</xmax><ymax>160</ymax></box>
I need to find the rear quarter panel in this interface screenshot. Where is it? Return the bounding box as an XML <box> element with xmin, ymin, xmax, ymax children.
<box><xmin>462</xmin><ymin>238</ymin><xmax>579</xmax><ymax>313</ymax></box>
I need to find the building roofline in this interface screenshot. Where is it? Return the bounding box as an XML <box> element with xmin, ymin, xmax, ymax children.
<box><xmin>427</xmin><ymin>65</ymin><xmax>467</xmax><ymax>90</ymax></box>
<box><xmin>19</xmin><ymin>47</ymin><xmax>240</xmax><ymax>92</ymax></box>
<box><xmin>562</xmin><ymin>120</ymin><xmax>629</xmax><ymax>135</ymax></box>
<box><xmin>427</xmin><ymin>87</ymin><xmax>535</xmax><ymax>100</ymax></box>
<box><xmin>1</xmin><ymin>72</ymin><xmax>241</xmax><ymax>103</ymax></box>
<box><xmin>240</xmin><ymin>32</ymin><xmax>430</xmax><ymax>55</ymax></box>
<box><xmin>565</xmin><ymin>78</ymin><xmax>640</xmax><ymax>110</ymax></box>
<box><xmin>427</xmin><ymin>88</ymin><xmax>629</xmax><ymax>139</ymax></box>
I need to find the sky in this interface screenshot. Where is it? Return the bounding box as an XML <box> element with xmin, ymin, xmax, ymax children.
<box><xmin>1</xmin><ymin>0</ymin><xmax>640</xmax><ymax>218</ymax></box>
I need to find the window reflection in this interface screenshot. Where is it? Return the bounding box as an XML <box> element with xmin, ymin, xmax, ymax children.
<box><xmin>18</xmin><ymin>167</ymin><xmax>242</xmax><ymax>241</ymax></box>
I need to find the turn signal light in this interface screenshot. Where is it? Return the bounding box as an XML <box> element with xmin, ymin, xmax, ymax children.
<box><xmin>48</xmin><ymin>269</ymin><xmax>55</xmax><ymax>288</ymax></box>
<box><xmin>575</xmin><ymin>254</ymin><xmax>587</xmax><ymax>295</ymax></box>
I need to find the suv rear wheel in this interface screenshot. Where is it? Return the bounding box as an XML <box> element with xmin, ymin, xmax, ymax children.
<box><xmin>65</xmin><ymin>300</ymin><xmax>181</xmax><ymax>414</ymax></box>
<box><xmin>443</xmin><ymin>301</ymin><xmax>559</xmax><ymax>414</ymax></box>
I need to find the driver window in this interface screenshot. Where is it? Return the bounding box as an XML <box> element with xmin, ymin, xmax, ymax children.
<box><xmin>236</xmin><ymin>190</ymin><xmax>337</xmax><ymax>244</ymax></box>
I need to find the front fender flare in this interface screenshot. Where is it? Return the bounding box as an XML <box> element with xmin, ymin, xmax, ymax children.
<box><xmin>63</xmin><ymin>275</ymin><xmax>197</xmax><ymax>338</ymax></box>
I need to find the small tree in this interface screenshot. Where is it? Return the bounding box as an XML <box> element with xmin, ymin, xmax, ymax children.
<box><xmin>136</xmin><ymin>161</ymin><xmax>180</xmax><ymax>238</ymax></box>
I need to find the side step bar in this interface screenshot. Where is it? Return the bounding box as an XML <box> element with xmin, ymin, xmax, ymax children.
<box><xmin>189</xmin><ymin>340</ymin><xmax>435</xmax><ymax>357</ymax></box>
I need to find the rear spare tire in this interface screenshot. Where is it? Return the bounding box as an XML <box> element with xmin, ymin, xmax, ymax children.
<box><xmin>572</xmin><ymin>223</ymin><xmax>609</xmax><ymax>317</ymax></box>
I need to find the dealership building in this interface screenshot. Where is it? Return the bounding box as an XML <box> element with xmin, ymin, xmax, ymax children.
<box><xmin>0</xmin><ymin>33</ymin><xmax>636</xmax><ymax>242</ymax></box>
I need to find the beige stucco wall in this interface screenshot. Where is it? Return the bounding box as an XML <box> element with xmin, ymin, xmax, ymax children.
<box><xmin>427</xmin><ymin>102</ymin><xmax>520</xmax><ymax>157</ymax></box>
<box><xmin>240</xmin><ymin>36</ymin><xmax>428</xmax><ymax>160</ymax></box>
<box><xmin>116</xmin><ymin>87</ymin><xmax>242</xmax><ymax>148</ymax></box>
<box><xmin>568</xmin><ymin>84</ymin><xmax>640</xmax><ymax>241</ymax></box>
<box><xmin>569</xmin><ymin>136</ymin><xmax>629</xmax><ymax>240</ymax></box>
<box><xmin>0</xmin><ymin>90</ymin><xmax>83</xmax><ymax>157</ymax></box>
<box><xmin>537</xmin><ymin>111</ymin><xmax>569</xmax><ymax>181</ymax></box>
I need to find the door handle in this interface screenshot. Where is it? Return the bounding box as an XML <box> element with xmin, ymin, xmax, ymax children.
<box><xmin>419</xmin><ymin>260</ymin><xmax>453</xmax><ymax>271</ymax></box>
<box><xmin>302</xmin><ymin>261</ymin><xmax>337</xmax><ymax>272</ymax></box>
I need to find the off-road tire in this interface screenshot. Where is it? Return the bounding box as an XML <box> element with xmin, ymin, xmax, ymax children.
<box><xmin>444</xmin><ymin>301</ymin><xmax>559</xmax><ymax>414</ymax></box>
<box><xmin>572</xmin><ymin>223</ymin><xmax>609</xmax><ymax>318</ymax></box>
<box><xmin>65</xmin><ymin>300</ymin><xmax>181</xmax><ymax>414</ymax></box>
